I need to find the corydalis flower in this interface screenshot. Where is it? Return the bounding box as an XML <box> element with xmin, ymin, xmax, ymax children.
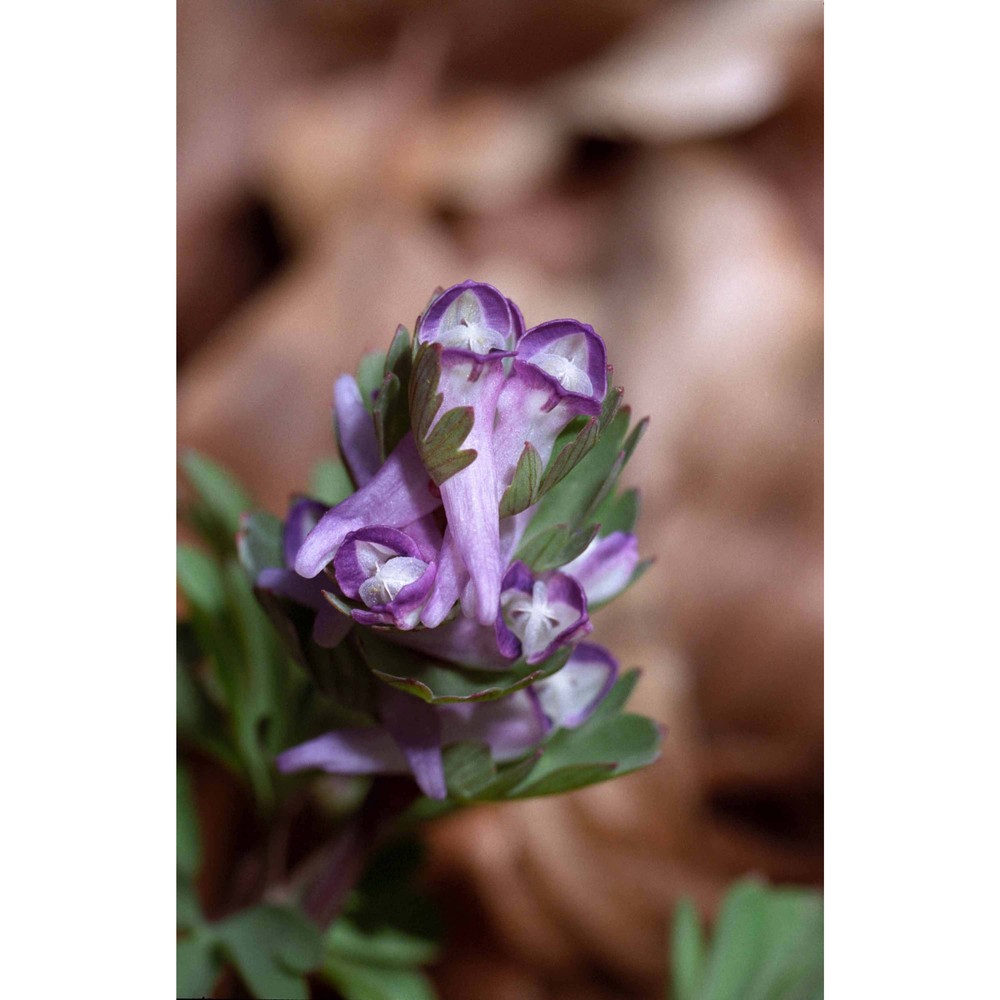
<box><xmin>421</xmin><ymin>318</ymin><xmax>609</xmax><ymax>628</ymax></box>
<box><xmin>496</xmin><ymin>561</ymin><xmax>592</xmax><ymax>664</ymax></box>
<box><xmin>252</xmin><ymin>498</ymin><xmax>351</xmax><ymax>648</ymax></box>
<box><xmin>416</xmin><ymin>282</ymin><xmax>521</xmax><ymax>626</ymax></box>
<box><xmin>277</xmin><ymin>643</ymin><xmax>621</xmax><ymax>799</ymax></box>
<box><xmin>332</xmin><ymin>526</ymin><xmax>437</xmax><ymax>630</ymax></box>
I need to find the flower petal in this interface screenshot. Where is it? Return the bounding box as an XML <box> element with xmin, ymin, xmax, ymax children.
<box><xmin>532</xmin><ymin>642</ymin><xmax>618</xmax><ymax>728</ymax></box>
<box><xmin>334</xmin><ymin>374</ymin><xmax>381</xmax><ymax>486</ymax></box>
<box><xmin>561</xmin><ymin>532</ymin><xmax>640</xmax><ymax>607</ymax></box>
<box><xmin>439</xmin><ymin>690</ymin><xmax>550</xmax><ymax>762</ymax></box>
<box><xmin>294</xmin><ymin>434</ymin><xmax>441</xmax><ymax>578</ymax></box>
<box><xmin>379</xmin><ymin>685</ymin><xmax>447</xmax><ymax>800</ymax></box>
<box><xmin>276</xmin><ymin>728</ymin><xmax>408</xmax><ymax>775</ymax></box>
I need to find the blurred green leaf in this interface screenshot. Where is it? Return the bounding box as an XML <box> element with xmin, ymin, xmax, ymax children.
<box><xmin>672</xmin><ymin>899</ymin><xmax>707</xmax><ymax>1000</ymax></box>
<box><xmin>516</xmin><ymin>521</ymin><xmax>599</xmax><ymax>573</ymax></box>
<box><xmin>670</xmin><ymin>879</ymin><xmax>824</xmax><ymax>1000</ymax></box>
<box><xmin>593</xmin><ymin>487</ymin><xmax>640</xmax><ymax>536</ymax></box>
<box><xmin>237</xmin><ymin>510</ymin><xmax>284</xmax><ymax>578</ymax></box>
<box><xmin>311</xmin><ymin>459</ymin><xmax>355</xmax><ymax>507</ymax></box>
<box><xmin>215</xmin><ymin>905</ymin><xmax>324</xmax><ymax>1000</ymax></box>
<box><xmin>181</xmin><ymin>450</ymin><xmax>253</xmax><ymax>547</ymax></box>
<box><xmin>177</xmin><ymin>932</ymin><xmax>220</xmax><ymax>999</ymax></box>
<box><xmin>177</xmin><ymin>546</ymin><xmax>225</xmax><ymax>613</ymax></box>
<box><xmin>510</xmin><ymin>711</ymin><xmax>661</xmax><ymax>798</ymax></box>
<box><xmin>323</xmin><ymin>956</ymin><xmax>438</xmax><ymax>1000</ymax></box>
<box><xmin>177</xmin><ymin>873</ymin><xmax>201</xmax><ymax>932</ymax></box>
<box><xmin>357</xmin><ymin>351</ymin><xmax>388</xmax><ymax>412</ymax></box>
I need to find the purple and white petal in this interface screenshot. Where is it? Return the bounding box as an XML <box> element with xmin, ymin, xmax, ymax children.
<box><xmin>294</xmin><ymin>434</ymin><xmax>441</xmax><ymax>579</ymax></box>
<box><xmin>532</xmin><ymin>643</ymin><xmax>618</xmax><ymax>729</ymax></box>
<box><xmin>561</xmin><ymin>532</ymin><xmax>640</xmax><ymax>607</ymax></box>
<box><xmin>439</xmin><ymin>690</ymin><xmax>550</xmax><ymax>762</ymax></box>
<box><xmin>497</xmin><ymin>562</ymin><xmax>592</xmax><ymax>664</ymax></box>
<box><xmin>379</xmin><ymin>685</ymin><xmax>447</xmax><ymax>800</ymax></box>
<box><xmin>390</xmin><ymin>615</ymin><xmax>514</xmax><ymax>671</ymax></box>
<box><xmin>515</xmin><ymin>319</ymin><xmax>608</xmax><ymax>415</ymax></box>
<box><xmin>417</xmin><ymin>280</ymin><xmax>519</xmax><ymax>358</ymax></box>
<box><xmin>283</xmin><ymin>498</ymin><xmax>328</xmax><ymax>568</ymax></box>
<box><xmin>276</xmin><ymin>728</ymin><xmax>408</xmax><ymax>776</ymax></box>
<box><xmin>420</xmin><ymin>527</ymin><xmax>470</xmax><ymax>628</ymax></box>
<box><xmin>334</xmin><ymin>526</ymin><xmax>436</xmax><ymax>631</ymax></box>
<box><xmin>425</xmin><ymin>354</ymin><xmax>507</xmax><ymax>625</ymax></box>
<box><xmin>334</xmin><ymin>374</ymin><xmax>381</xmax><ymax>486</ymax></box>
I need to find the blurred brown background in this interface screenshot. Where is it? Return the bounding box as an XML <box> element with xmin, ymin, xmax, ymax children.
<box><xmin>177</xmin><ymin>1</ymin><xmax>823</xmax><ymax>997</ymax></box>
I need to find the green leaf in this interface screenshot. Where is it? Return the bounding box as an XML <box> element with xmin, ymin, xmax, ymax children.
<box><xmin>177</xmin><ymin>932</ymin><xmax>220</xmax><ymax>999</ymax></box>
<box><xmin>510</xmin><ymin>712</ymin><xmax>661</xmax><ymax>799</ymax></box>
<box><xmin>328</xmin><ymin>918</ymin><xmax>439</xmax><ymax>970</ymax></box>
<box><xmin>357</xmin><ymin>351</ymin><xmax>388</xmax><ymax>411</ymax></box>
<box><xmin>442</xmin><ymin>741</ymin><xmax>495</xmax><ymax>799</ymax></box>
<box><xmin>671</xmin><ymin>899</ymin><xmax>706</xmax><ymax>1000</ymax></box>
<box><xmin>177</xmin><ymin>763</ymin><xmax>201</xmax><ymax>877</ymax></box>
<box><xmin>177</xmin><ymin>546</ymin><xmax>226</xmax><ymax>613</ymax></box>
<box><xmin>374</xmin><ymin>372</ymin><xmax>409</xmax><ymax>460</ymax></box>
<box><xmin>215</xmin><ymin>905</ymin><xmax>324</xmax><ymax>1000</ymax></box>
<box><xmin>522</xmin><ymin>405</ymin><xmax>633</xmax><ymax>544</ymax></box>
<box><xmin>236</xmin><ymin>510</ymin><xmax>284</xmax><ymax>579</ymax></box>
<box><xmin>420</xmin><ymin>406</ymin><xmax>476</xmax><ymax>485</ymax></box>
<box><xmin>677</xmin><ymin>879</ymin><xmax>824</xmax><ymax>1000</ymax></box>
<box><xmin>181</xmin><ymin>450</ymin><xmax>252</xmax><ymax>538</ymax></box>
<box><xmin>323</xmin><ymin>955</ymin><xmax>438</xmax><ymax>1000</ymax></box>
<box><xmin>588</xmin><ymin>668</ymin><xmax>641</xmax><ymax>723</ymax></box>
<box><xmin>408</xmin><ymin>343</ymin><xmax>477</xmax><ymax>486</ymax></box>
<box><xmin>385</xmin><ymin>324</ymin><xmax>414</xmax><ymax>383</ymax></box>
<box><xmin>311</xmin><ymin>459</ymin><xmax>355</xmax><ymax>506</ymax></box>
<box><xmin>359</xmin><ymin>633</ymin><xmax>571</xmax><ymax>705</ymax></box>
<box><xmin>498</xmin><ymin>442</ymin><xmax>543</xmax><ymax>518</ymax></box>
<box><xmin>515</xmin><ymin>522</ymin><xmax>599</xmax><ymax>573</ymax></box>
<box><xmin>537</xmin><ymin>416</ymin><xmax>600</xmax><ymax>496</ymax></box>
<box><xmin>177</xmin><ymin>873</ymin><xmax>202</xmax><ymax>931</ymax></box>
<box><xmin>593</xmin><ymin>487</ymin><xmax>640</xmax><ymax>536</ymax></box>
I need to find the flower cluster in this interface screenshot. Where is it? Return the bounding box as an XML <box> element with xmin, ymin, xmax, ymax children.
<box><xmin>240</xmin><ymin>281</ymin><xmax>655</xmax><ymax>801</ymax></box>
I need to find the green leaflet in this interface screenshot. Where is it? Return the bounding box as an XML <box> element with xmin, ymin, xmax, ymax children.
<box><xmin>357</xmin><ymin>351</ymin><xmax>388</xmax><ymax>412</ymax></box>
<box><xmin>498</xmin><ymin>441</ymin><xmax>543</xmax><ymax>518</ymax></box>
<box><xmin>506</xmin><ymin>669</ymin><xmax>662</xmax><ymax>799</ymax></box>
<box><xmin>671</xmin><ymin>880</ymin><xmax>824</xmax><ymax>1000</ymax></box>
<box><xmin>516</xmin><ymin>521</ymin><xmax>599</xmax><ymax>573</ymax></box>
<box><xmin>357</xmin><ymin>633</ymin><xmax>571</xmax><ymax>704</ymax></box>
<box><xmin>181</xmin><ymin>450</ymin><xmax>253</xmax><ymax>555</ymax></box>
<box><xmin>409</xmin><ymin>343</ymin><xmax>477</xmax><ymax>485</ymax></box>
<box><xmin>311</xmin><ymin>458</ymin><xmax>356</xmax><ymax>506</ymax></box>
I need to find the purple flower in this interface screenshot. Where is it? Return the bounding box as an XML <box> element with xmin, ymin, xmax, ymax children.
<box><xmin>331</xmin><ymin>526</ymin><xmax>437</xmax><ymax>630</ymax></box>
<box><xmin>277</xmin><ymin>688</ymin><xmax>549</xmax><ymax>800</ymax></box>
<box><xmin>417</xmin><ymin>281</ymin><xmax>521</xmax><ymax>627</ymax></box>
<box><xmin>495</xmin><ymin>561</ymin><xmax>592</xmax><ymax>665</ymax></box>
<box><xmin>254</xmin><ymin>498</ymin><xmax>352</xmax><ymax>648</ymax></box>
<box><xmin>560</xmin><ymin>531</ymin><xmax>641</xmax><ymax>608</ymax></box>
<box><xmin>294</xmin><ymin>433</ymin><xmax>441</xmax><ymax>580</ymax></box>
<box><xmin>532</xmin><ymin>643</ymin><xmax>618</xmax><ymax>729</ymax></box>
<box><xmin>333</xmin><ymin>373</ymin><xmax>380</xmax><ymax>486</ymax></box>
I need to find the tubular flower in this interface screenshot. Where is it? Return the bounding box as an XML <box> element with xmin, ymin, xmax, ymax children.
<box><xmin>233</xmin><ymin>279</ymin><xmax>658</xmax><ymax>805</ymax></box>
<box><xmin>496</xmin><ymin>561</ymin><xmax>592</xmax><ymax>665</ymax></box>
<box><xmin>331</xmin><ymin>526</ymin><xmax>437</xmax><ymax>630</ymax></box>
<box><xmin>416</xmin><ymin>281</ymin><xmax>521</xmax><ymax>626</ymax></box>
<box><xmin>252</xmin><ymin>497</ymin><xmax>351</xmax><ymax>648</ymax></box>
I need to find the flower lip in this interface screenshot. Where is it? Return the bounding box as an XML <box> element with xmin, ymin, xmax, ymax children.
<box><xmin>496</xmin><ymin>561</ymin><xmax>592</xmax><ymax>665</ymax></box>
<box><xmin>283</xmin><ymin>497</ymin><xmax>328</xmax><ymax>568</ymax></box>
<box><xmin>514</xmin><ymin>319</ymin><xmax>608</xmax><ymax>415</ymax></box>
<box><xmin>417</xmin><ymin>280</ymin><xmax>519</xmax><ymax>360</ymax></box>
<box><xmin>333</xmin><ymin>526</ymin><xmax>436</xmax><ymax>624</ymax></box>
<box><xmin>532</xmin><ymin>642</ymin><xmax>618</xmax><ymax>729</ymax></box>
